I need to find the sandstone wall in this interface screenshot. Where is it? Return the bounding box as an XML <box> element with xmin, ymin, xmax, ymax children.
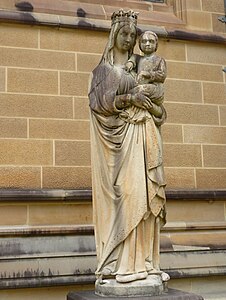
<box><xmin>0</xmin><ymin>0</ymin><xmax>225</xmax><ymax>299</ymax></box>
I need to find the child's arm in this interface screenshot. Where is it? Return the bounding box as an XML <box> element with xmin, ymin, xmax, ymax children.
<box><xmin>136</xmin><ymin>70</ymin><xmax>151</xmax><ymax>84</ymax></box>
<box><xmin>125</xmin><ymin>54</ymin><xmax>137</xmax><ymax>72</ymax></box>
<box><xmin>150</xmin><ymin>57</ymin><xmax>167</xmax><ymax>83</ymax></box>
<box><xmin>137</xmin><ymin>59</ymin><xmax>166</xmax><ymax>84</ymax></box>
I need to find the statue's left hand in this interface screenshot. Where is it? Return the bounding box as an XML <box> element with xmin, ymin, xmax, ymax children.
<box><xmin>131</xmin><ymin>91</ymin><xmax>151</xmax><ymax>109</ymax></box>
<box><xmin>142</xmin><ymin>100</ymin><xmax>153</xmax><ymax>111</ymax></box>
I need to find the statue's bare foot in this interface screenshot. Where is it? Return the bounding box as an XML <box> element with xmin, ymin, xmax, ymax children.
<box><xmin>116</xmin><ymin>271</ymin><xmax>148</xmax><ymax>283</ymax></box>
<box><xmin>161</xmin><ymin>272</ymin><xmax>170</xmax><ymax>282</ymax></box>
<box><xmin>147</xmin><ymin>269</ymin><xmax>170</xmax><ymax>282</ymax></box>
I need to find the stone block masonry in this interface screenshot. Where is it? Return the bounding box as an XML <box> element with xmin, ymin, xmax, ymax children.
<box><xmin>0</xmin><ymin>23</ymin><xmax>225</xmax><ymax>190</ymax></box>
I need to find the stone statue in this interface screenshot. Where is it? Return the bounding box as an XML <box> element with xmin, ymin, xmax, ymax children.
<box><xmin>89</xmin><ymin>9</ymin><xmax>169</xmax><ymax>297</ymax></box>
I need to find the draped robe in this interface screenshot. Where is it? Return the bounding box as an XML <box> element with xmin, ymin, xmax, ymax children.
<box><xmin>89</xmin><ymin>62</ymin><xmax>166</xmax><ymax>276</ymax></box>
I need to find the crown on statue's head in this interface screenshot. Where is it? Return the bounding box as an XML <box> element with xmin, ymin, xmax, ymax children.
<box><xmin>111</xmin><ymin>9</ymin><xmax>138</xmax><ymax>26</ymax></box>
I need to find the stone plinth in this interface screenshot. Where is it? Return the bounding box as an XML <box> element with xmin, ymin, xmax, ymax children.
<box><xmin>95</xmin><ymin>275</ymin><xmax>164</xmax><ymax>297</ymax></box>
<box><xmin>67</xmin><ymin>289</ymin><xmax>204</xmax><ymax>300</ymax></box>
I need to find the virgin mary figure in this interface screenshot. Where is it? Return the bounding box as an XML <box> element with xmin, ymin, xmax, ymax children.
<box><xmin>89</xmin><ymin>9</ymin><xmax>168</xmax><ymax>286</ymax></box>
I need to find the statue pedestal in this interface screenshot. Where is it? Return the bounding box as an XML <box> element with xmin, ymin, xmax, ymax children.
<box><xmin>67</xmin><ymin>288</ymin><xmax>204</xmax><ymax>300</ymax></box>
<box><xmin>95</xmin><ymin>275</ymin><xmax>164</xmax><ymax>297</ymax></box>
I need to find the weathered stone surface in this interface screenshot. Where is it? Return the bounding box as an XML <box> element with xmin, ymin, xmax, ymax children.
<box><xmin>67</xmin><ymin>288</ymin><xmax>204</xmax><ymax>300</ymax></box>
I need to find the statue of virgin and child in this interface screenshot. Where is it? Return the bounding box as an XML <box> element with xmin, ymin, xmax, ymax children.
<box><xmin>88</xmin><ymin>9</ymin><xmax>169</xmax><ymax>296</ymax></box>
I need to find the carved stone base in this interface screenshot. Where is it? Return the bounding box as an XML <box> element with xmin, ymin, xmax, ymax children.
<box><xmin>67</xmin><ymin>288</ymin><xmax>204</xmax><ymax>300</ymax></box>
<box><xmin>95</xmin><ymin>275</ymin><xmax>164</xmax><ymax>297</ymax></box>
